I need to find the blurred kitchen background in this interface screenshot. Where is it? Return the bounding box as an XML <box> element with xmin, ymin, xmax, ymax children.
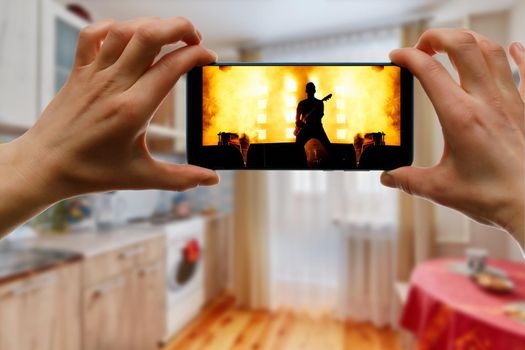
<box><xmin>0</xmin><ymin>1</ymin><xmax>524</xmax><ymax>350</ymax></box>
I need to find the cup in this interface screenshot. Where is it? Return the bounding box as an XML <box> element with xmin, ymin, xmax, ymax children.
<box><xmin>465</xmin><ymin>248</ymin><xmax>488</xmax><ymax>274</ymax></box>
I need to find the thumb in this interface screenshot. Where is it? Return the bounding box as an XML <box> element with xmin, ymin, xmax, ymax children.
<box><xmin>146</xmin><ymin>161</ymin><xmax>219</xmax><ymax>192</ymax></box>
<box><xmin>380</xmin><ymin>166</ymin><xmax>435</xmax><ymax>197</ymax></box>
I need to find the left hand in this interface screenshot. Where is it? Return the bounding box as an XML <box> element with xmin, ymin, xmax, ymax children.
<box><xmin>0</xmin><ymin>17</ymin><xmax>219</xmax><ymax>237</ymax></box>
<box><xmin>9</xmin><ymin>16</ymin><xmax>219</xmax><ymax>202</ymax></box>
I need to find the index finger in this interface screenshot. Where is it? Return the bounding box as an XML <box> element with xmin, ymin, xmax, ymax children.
<box><xmin>416</xmin><ymin>28</ymin><xmax>496</xmax><ymax>97</ymax></box>
<box><xmin>73</xmin><ymin>19</ymin><xmax>115</xmax><ymax>67</ymax></box>
<box><xmin>115</xmin><ymin>16</ymin><xmax>201</xmax><ymax>82</ymax></box>
<box><xmin>390</xmin><ymin>47</ymin><xmax>467</xmax><ymax>129</ymax></box>
<box><xmin>465</xmin><ymin>31</ymin><xmax>517</xmax><ymax>94</ymax></box>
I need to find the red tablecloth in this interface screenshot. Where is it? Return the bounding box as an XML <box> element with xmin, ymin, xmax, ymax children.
<box><xmin>401</xmin><ymin>258</ymin><xmax>525</xmax><ymax>350</ymax></box>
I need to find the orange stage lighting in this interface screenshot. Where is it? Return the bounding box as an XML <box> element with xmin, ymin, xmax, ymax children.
<box><xmin>202</xmin><ymin>65</ymin><xmax>400</xmax><ymax>146</ymax></box>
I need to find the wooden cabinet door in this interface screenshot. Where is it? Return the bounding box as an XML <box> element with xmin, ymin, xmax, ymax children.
<box><xmin>147</xmin><ymin>90</ymin><xmax>176</xmax><ymax>153</ymax></box>
<box><xmin>51</xmin><ymin>264</ymin><xmax>82</xmax><ymax>350</ymax></box>
<box><xmin>130</xmin><ymin>261</ymin><xmax>166</xmax><ymax>350</ymax></box>
<box><xmin>83</xmin><ymin>274</ymin><xmax>133</xmax><ymax>350</ymax></box>
<box><xmin>0</xmin><ymin>0</ymin><xmax>39</xmax><ymax>128</ymax></box>
<box><xmin>0</xmin><ymin>271</ymin><xmax>58</xmax><ymax>350</ymax></box>
<box><xmin>0</xmin><ymin>264</ymin><xmax>81</xmax><ymax>350</ymax></box>
<box><xmin>204</xmin><ymin>214</ymin><xmax>233</xmax><ymax>302</ymax></box>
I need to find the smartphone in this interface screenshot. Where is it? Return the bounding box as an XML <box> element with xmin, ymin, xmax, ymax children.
<box><xmin>187</xmin><ymin>63</ymin><xmax>413</xmax><ymax>170</ymax></box>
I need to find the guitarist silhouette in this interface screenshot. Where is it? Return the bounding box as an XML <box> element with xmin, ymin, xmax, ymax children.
<box><xmin>295</xmin><ymin>82</ymin><xmax>332</xmax><ymax>148</ymax></box>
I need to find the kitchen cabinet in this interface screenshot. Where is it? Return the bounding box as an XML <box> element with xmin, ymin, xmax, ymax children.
<box><xmin>0</xmin><ymin>0</ymin><xmax>40</xmax><ymax>129</ymax></box>
<box><xmin>204</xmin><ymin>213</ymin><xmax>233</xmax><ymax>302</ymax></box>
<box><xmin>174</xmin><ymin>75</ymin><xmax>187</xmax><ymax>154</ymax></box>
<box><xmin>0</xmin><ymin>1</ymin><xmax>186</xmax><ymax>153</ymax></box>
<box><xmin>82</xmin><ymin>236</ymin><xmax>166</xmax><ymax>350</ymax></box>
<box><xmin>147</xmin><ymin>90</ymin><xmax>177</xmax><ymax>154</ymax></box>
<box><xmin>83</xmin><ymin>274</ymin><xmax>132</xmax><ymax>350</ymax></box>
<box><xmin>40</xmin><ymin>0</ymin><xmax>88</xmax><ymax>111</ymax></box>
<box><xmin>0</xmin><ymin>0</ymin><xmax>87</xmax><ymax>132</ymax></box>
<box><xmin>130</xmin><ymin>261</ymin><xmax>165</xmax><ymax>350</ymax></box>
<box><xmin>147</xmin><ymin>78</ymin><xmax>187</xmax><ymax>154</ymax></box>
<box><xmin>0</xmin><ymin>263</ymin><xmax>82</xmax><ymax>350</ymax></box>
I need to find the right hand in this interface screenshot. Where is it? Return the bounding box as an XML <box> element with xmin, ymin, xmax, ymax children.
<box><xmin>381</xmin><ymin>28</ymin><xmax>525</xmax><ymax>244</ymax></box>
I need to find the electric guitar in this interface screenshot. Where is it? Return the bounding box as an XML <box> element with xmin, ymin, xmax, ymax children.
<box><xmin>293</xmin><ymin>94</ymin><xmax>333</xmax><ymax>137</ymax></box>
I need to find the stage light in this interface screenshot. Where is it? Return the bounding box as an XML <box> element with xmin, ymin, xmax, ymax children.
<box><xmin>256</xmin><ymin>129</ymin><xmax>267</xmax><ymax>140</ymax></box>
<box><xmin>286</xmin><ymin>110</ymin><xmax>295</xmax><ymax>123</ymax></box>
<box><xmin>285</xmin><ymin>79</ymin><xmax>297</xmax><ymax>92</ymax></box>
<box><xmin>258</xmin><ymin>99</ymin><xmax>267</xmax><ymax>109</ymax></box>
<box><xmin>256</xmin><ymin>85</ymin><xmax>269</xmax><ymax>95</ymax></box>
<box><xmin>285</xmin><ymin>96</ymin><xmax>296</xmax><ymax>107</ymax></box>
<box><xmin>257</xmin><ymin>113</ymin><xmax>267</xmax><ymax>124</ymax></box>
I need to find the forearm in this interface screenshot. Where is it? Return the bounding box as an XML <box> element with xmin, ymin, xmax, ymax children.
<box><xmin>0</xmin><ymin>139</ymin><xmax>61</xmax><ymax>238</ymax></box>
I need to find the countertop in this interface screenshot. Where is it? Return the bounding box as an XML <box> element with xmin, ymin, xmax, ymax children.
<box><xmin>0</xmin><ymin>223</ymin><xmax>164</xmax><ymax>284</ymax></box>
<box><xmin>25</xmin><ymin>213</ymin><xmax>230</xmax><ymax>257</ymax></box>
<box><xmin>26</xmin><ymin>222</ymin><xmax>167</xmax><ymax>258</ymax></box>
<box><xmin>0</xmin><ymin>213</ymin><xmax>231</xmax><ymax>283</ymax></box>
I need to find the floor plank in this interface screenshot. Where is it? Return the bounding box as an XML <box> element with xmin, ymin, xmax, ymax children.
<box><xmin>162</xmin><ymin>295</ymin><xmax>404</xmax><ymax>350</ymax></box>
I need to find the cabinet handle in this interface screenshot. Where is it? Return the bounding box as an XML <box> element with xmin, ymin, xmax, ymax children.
<box><xmin>93</xmin><ymin>276</ymin><xmax>124</xmax><ymax>296</ymax></box>
<box><xmin>118</xmin><ymin>246</ymin><xmax>144</xmax><ymax>259</ymax></box>
<box><xmin>138</xmin><ymin>262</ymin><xmax>161</xmax><ymax>277</ymax></box>
<box><xmin>9</xmin><ymin>275</ymin><xmax>57</xmax><ymax>296</ymax></box>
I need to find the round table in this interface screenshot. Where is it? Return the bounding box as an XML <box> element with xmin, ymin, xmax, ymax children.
<box><xmin>401</xmin><ymin>258</ymin><xmax>525</xmax><ymax>350</ymax></box>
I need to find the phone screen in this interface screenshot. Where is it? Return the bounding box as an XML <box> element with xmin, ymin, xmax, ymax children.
<box><xmin>188</xmin><ymin>63</ymin><xmax>412</xmax><ymax>170</ymax></box>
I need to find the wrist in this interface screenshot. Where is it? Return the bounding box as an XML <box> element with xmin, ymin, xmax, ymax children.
<box><xmin>507</xmin><ymin>200</ymin><xmax>524</xmax><ymax>248</ymax></box>
<box><xmin>1</xmin><ymin>136</ymin><xmax>65</xmax><ymax>208</ymax></box>
<box><xmin>495</xmin><ymin>190</ymin><xmax>525</xmax><ymax>248</ymax></box>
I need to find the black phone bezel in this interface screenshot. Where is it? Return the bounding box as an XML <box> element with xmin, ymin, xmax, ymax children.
<box><xmin>186</xmin><ymin>62</ymin><xmax>413</xmax><ymax>170</ymax></box>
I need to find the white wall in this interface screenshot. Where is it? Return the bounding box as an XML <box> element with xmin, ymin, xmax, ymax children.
<box><xmin>509</xmin><ymin>0</ymin><xmax>525</xmax><ymax>45</ymax></box>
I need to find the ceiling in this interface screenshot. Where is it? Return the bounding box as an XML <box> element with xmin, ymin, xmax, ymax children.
<box><xmin>61</xmin><ymin>0</ymin><xmax>444</xmax><ymax>51</ymax></box>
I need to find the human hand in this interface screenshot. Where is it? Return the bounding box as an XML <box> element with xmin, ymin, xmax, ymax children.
<box><xmin>0</xmin><ymin>17</ymin><xmax>220</xmax><ymax>236</ymax></box>
<box><xmin>6</xmin><ymin>17</ymin><xmax>219</xmax><ymax>206</ymax></box>
<box><xmin>381</xmin><ymin>28</ymin><xmax>525</xmax><ymax>244</ymax></box>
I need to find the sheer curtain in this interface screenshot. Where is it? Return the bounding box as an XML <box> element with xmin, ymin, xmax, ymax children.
<box><xmin>334</xmin><ymin>172</ymin><xmax>398</xmax><ymax>327</ymax></box>
<box><xmin>261</xmin><ymin>26</ymin><xmax>402</xmax><ymax>326</ymax></box>
<box><xmin>267</xmin><ymin>171</ymin><xmax>398</xmax><ymax>326</ymax></box>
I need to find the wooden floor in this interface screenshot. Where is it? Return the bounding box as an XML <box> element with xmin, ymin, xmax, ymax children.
<box><xmin>162</xmin><ymin>294</ymin><xmax>404</xmax><ymax>350</ymax></box>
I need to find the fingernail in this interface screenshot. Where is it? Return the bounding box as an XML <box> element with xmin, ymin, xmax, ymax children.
<box><xmin>195</xmin><ymin>29</ymin><xmax>202</xmax><ymax>42</ymax></box>
<box><xmin>388</xmin><ymin>48</ymin><xmax>403</xmax><ymax>61</ymax></box>
<box><xmin>200</xmin><ymin>174</ymin><xmax>219</xmax><ymax>186</ymax></box>
<box><xmin>380</xmin><ymin>171</ymin><xmax>395</xmax><ymax>187</ymax></box>
<box><xmin>206</xmin><ymin>48</ymin><xmax>218</xmax><ymax>62</ymax></box>
<box><xmin>199</xmin><ymin>179</ymin><xmax>215</xmax><ymax>186</ymax></box>
<box><xmin>517</xmin><ymin>42</ymin><xmax>525</xmax><ymax>51</ymax></box>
